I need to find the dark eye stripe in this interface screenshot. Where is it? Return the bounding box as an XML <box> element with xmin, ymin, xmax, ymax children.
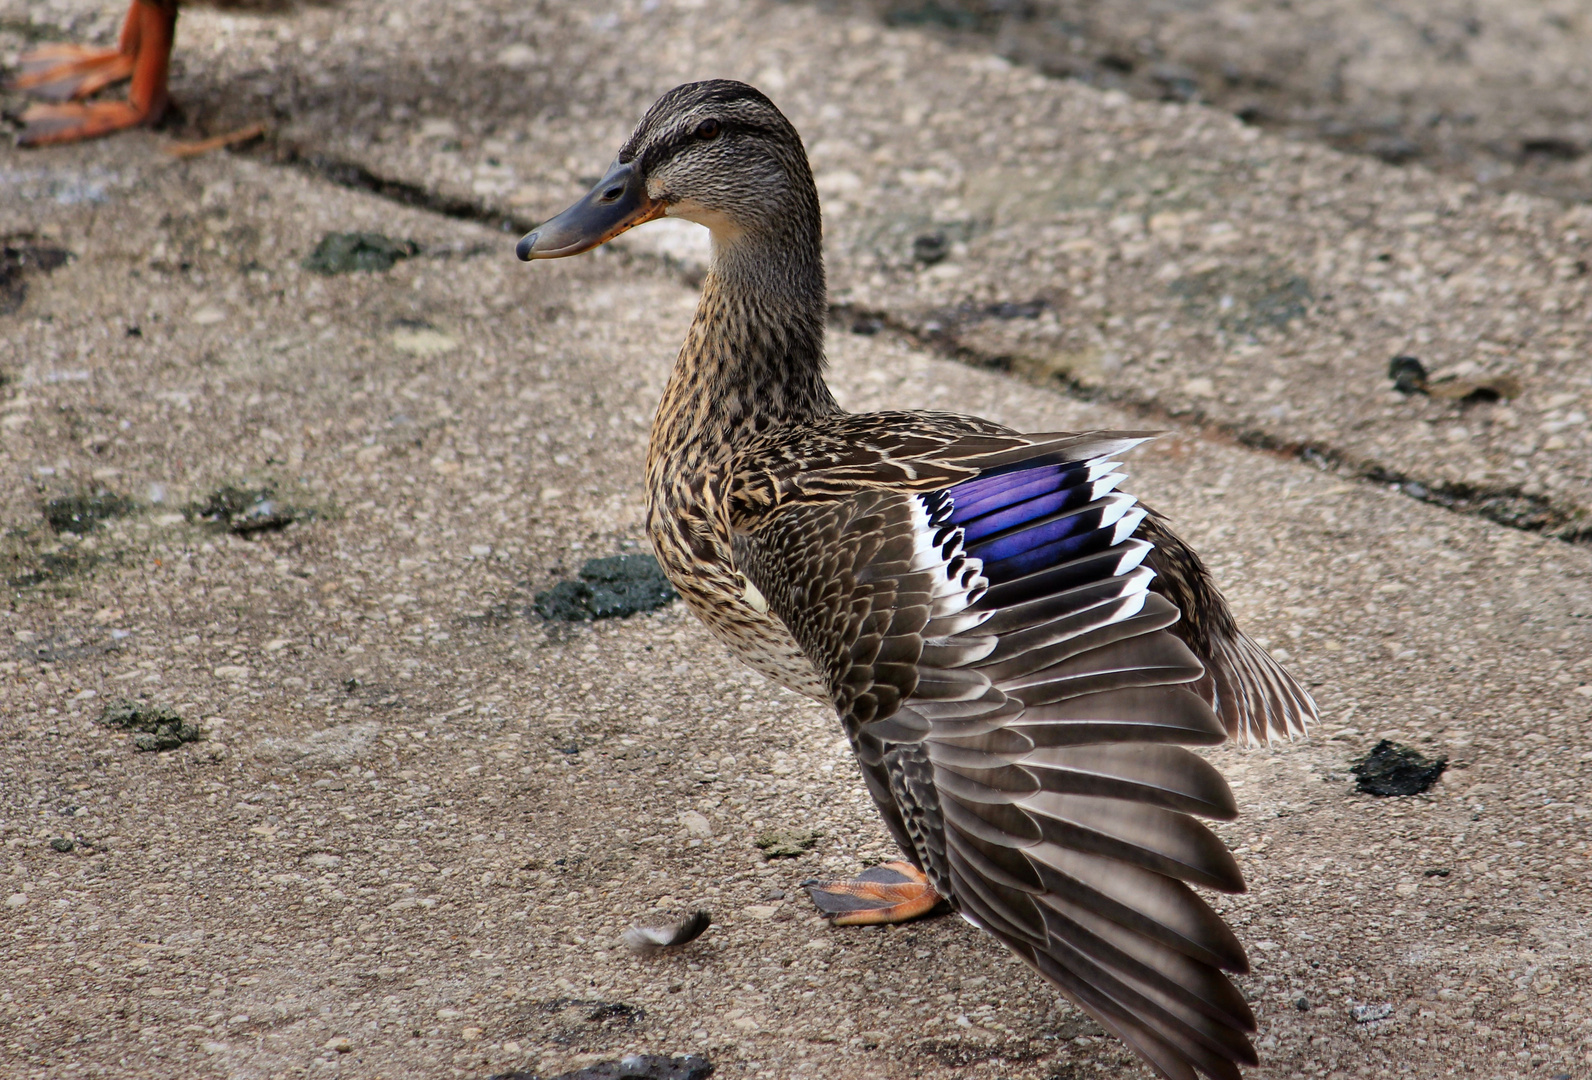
<box><xmin>641</xmin><ymin>119</ymin><xmax>752</xmax><ymax>170</ymax></box>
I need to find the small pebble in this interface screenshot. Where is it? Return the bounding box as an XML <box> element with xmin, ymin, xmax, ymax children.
<box><xmin>913</xmin><ymin>232</ymin><xmax>949</xmax><ymax>265</ymax></box>
<box><xmin>1388</xmin><ymin>354</ymin><xmax>1428</xmax><ymax>394</ymax></box>
<box><xmin>1351</xmin><ymin>1002</ymin><xmax>1393</xmax><ymax>1023</ymax></box>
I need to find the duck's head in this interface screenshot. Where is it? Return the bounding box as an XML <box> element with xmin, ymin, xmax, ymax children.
<box><xmin>516</xmin><ymin>79</ymin><xmax>818</xmax><ymax>262</ymax></box>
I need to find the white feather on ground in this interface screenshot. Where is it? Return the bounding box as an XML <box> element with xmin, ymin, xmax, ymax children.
<box><xmin>622</xmin><ymin>910</ymin><xmax>712</xmax><ymax>956</ymax></box>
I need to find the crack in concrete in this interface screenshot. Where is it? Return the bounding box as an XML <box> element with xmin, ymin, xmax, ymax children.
<box><xmin>278</xmin><ymin>147</ymin><xmax>532</xmax><ymax>237</ymax></box>
<box><xmin>273</xmin><ymin>146</ymin><xmax>1588</xmax><ymax>547</ymax></box>
<box><xmin>832</xmin><ymin>303</ymin><xmax>1592</xmax><ymax>545</ymax></box>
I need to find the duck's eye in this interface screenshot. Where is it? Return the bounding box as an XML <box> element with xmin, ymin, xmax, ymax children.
<box><xmin>695</xmin><ymin>118</ymin><xmax>722</xmax><ymax>141</ymax></box>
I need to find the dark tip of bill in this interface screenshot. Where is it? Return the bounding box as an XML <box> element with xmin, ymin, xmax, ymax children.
<box><xmin>515</xmin><ymin>232</ymin><xmax>539</xmax><ymax>261</ymax></box>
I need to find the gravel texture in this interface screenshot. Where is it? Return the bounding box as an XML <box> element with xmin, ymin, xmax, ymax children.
<box><xmin>0</xmin><ymin>3</ymin><xmax>1590</xmax><ymax>1079</ymax></box>
<box><xmin>834</xmin><ymin>0</ymin><xmax>1592</xmax><ymax>204</ymax></box>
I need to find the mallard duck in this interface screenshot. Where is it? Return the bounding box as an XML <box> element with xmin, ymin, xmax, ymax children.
<box><xmin>518</xmin><ymin>80</ymin><xmax>1315</xmax><ymax>1080</ymax></box>
<box><xmin>8</xmin><ymin>0</ymin><xmax>177</xmax><ymax>145</ymax></box>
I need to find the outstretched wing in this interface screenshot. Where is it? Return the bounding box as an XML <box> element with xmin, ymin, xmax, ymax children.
<box><xmin>731</xmin><ymin>432</ymin><xmax>1267</xmax><ymax>1080</ymax></box>
<box><xmin>731</xmin><ymin>414</ymin><xmax>1315</xmax><ymax>747</ymax></box>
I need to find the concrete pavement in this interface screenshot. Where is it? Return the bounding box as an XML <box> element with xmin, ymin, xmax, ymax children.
<box><xmin>2</xmin><ymin>2</ymin><xmax>1590</xmax><ymax>1078</ymax></box>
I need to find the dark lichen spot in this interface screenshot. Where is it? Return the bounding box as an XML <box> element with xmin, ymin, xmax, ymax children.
<box><xmin>99</xmin><ymin>698</ymin><xmax>203</xmax><ymax>752</ymax></box>
<box><xmin>44</xmin><ymin>491</ymin><xmax>137</xmax><ymax>534</ymax></box>
<box><xmin>1519</xmin><ymin>136</ymin><xmax>1583</xmax><ymax>161</ymax></box>
<box><xmin>756</xmin><ymin>828</ymin><xmax>824</xmax><ymax>858</ymax></box>
<box><xmin>534</xmin><ymin>554</ymin><xmax>677</xmax><ymax>621</ymax></box>
<box><xmin>584</xmin><ymin>1002</ymin><xmax>646</xmax><ymax>1026</ymax></box>
<box><xmin>912</xmin><ymin>231</ymin><xmax>950</xmax><ymax>265</ymax></box>
<box><xmin>301</xmin><ymin>232</ymin><xmax>420</xmax><ymax>275</ymax></box>
<box><xmin>1</xmin><ymin>238</ymin><xmax>71</xmax><ymax>316</ymax></box>
<box><xmin>49</xmin><ymin>837</ymin><xmax>74</xmax><ymax>853</ymax></box>
<box><xmin>6</xmin><ymin>547</ymin><xmax>102</xmax><ymax>589</ymax></box>
<box><xmin>1351</xmin><ymin>739</ymin><xmax>1447</xmax><ymax>796</ymax></box>
<box><xmin>186</xmin><ymin>482</ymin><xmax>306</xmax><ymax>535</ymax></box>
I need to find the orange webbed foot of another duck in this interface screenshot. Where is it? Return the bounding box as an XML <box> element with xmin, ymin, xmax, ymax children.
<box><xmin>802</xmin><ymin>860</ymin><xmax>945</xmax><ymax>926</ymax></box>
<box><xmin>9</xmin><ymin>44</ymin><xmax>136</xmax><ymax>102</ymax></box>
<box><xmin>9</xmin><ymin>0</ymin><xmax>175</xmax><ymax>146</ymax></box>
<box><xmin>17</xmin><ymin>101</ymin><xmax>155</xmax><ymax>146</ymax></box>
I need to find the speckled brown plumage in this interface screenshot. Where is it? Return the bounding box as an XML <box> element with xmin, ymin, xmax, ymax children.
<box><xmin>521</xmin><ymin>79</ymin><xmax>1318</xmax><ymax>1080</ymax></box>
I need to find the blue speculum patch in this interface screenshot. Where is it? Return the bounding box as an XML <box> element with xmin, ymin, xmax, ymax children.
<box><xmin>948</xmin><ymin>460</ymin><xmax>1126</xmax><ymax>581</ymax></box>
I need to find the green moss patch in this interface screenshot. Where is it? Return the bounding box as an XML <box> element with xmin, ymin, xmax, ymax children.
<box><xmin>100</xmin><ymin>698</ymin><xmax>204</xmax><ymax>752</ymax></box>
<box><xmin>302</xmin><ymin>232</ymin><xmax>419</xmax><ymax>275</ymax></box>
<box><xmin>755</xmin><ymin>828</ymin><xmax>825</xmax><ymax>859</ymax></box>
<box><xmin>43</xmin><ymin>491</ymin><xmax>137</xmax><ymax>534</ymax></box>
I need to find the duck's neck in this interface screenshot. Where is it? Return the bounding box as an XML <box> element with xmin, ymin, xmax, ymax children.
<box><xmin>651</xmin><ymin>225</ymin><xmax>838</xmax><ymax>468</ymax></box>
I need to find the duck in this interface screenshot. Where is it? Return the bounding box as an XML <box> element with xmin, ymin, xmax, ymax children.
<box><xmin>517</xmin><ymin>80</ymin><xmax>1315</xmax><ymax>1080</ymax></box>
<box><xmin>8</xmin><ymin>0</ymin><xmax>177</xmax><ymax>145</ymax></box>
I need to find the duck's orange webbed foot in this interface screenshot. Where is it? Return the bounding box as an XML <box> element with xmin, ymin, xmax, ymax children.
<box><xmin>10</xmin><ymin>0</ymin><xmax>175</xmax><ymax>146</ymax></box>
<box><xmin>802</xmin><ymin>860</ymin><xmax>946</xmax><ymax>926</ymax></box>
<box><xmin>10</xmin><ymin>44</ymin><xmax>136</xmax><ymax>102</ymax></box>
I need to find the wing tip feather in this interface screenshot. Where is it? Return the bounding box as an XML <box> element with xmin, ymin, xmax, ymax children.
<box><xmin>1210</xmin><ymin>631</ymin><xmax>1319</xmax><ymax>747</ymax></box>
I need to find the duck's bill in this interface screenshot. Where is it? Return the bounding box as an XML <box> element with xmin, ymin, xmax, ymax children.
<box><xmin>515</xmin><ymin>162</ymin><xmax>662</xmax><ymax>260</ymax></box>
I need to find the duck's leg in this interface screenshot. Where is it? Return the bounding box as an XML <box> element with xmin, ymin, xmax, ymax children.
<box><xmin>11</xmin><ymin>0</ymin><xmax>177</xmax><ymax>146</ymax></box>
<box><xmin>802</xmin><ymin>861</ymin><xmax>945</xmax><ymax>926</ymax></box>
